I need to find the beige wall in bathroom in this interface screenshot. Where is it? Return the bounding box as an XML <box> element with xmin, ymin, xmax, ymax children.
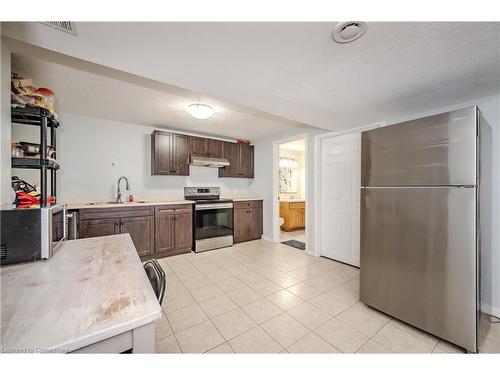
<box><xmin>278</xmin><ymin>146</ymin><xmax>305</xmax><ymax>201</ymax></box>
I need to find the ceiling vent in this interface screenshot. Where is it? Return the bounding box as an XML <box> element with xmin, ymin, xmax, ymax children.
<box><xmin>331</xmin><ymin>21</ymin><xmax>367</xmax><ymax>44</ymax></box>
<box><xmin>40</xmin><ymin>22</ymin><xmax>78</xmax><ymax>36</ymax></box>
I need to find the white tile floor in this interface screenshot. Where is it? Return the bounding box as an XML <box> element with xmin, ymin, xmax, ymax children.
<box><xmin>280</xmin><ymin>229</ymin><xmax>306</xmax><ymax>243</ymax></box>
<box><xmin>155</xmin><ymin>238</ymin><xmax>498</xmax><ymax>354</ymax></box>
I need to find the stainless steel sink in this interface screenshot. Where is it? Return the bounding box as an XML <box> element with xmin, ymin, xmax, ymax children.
<box><xmin>87</xmin><ymin>201</ymin><xmax>147</xmax><ymax>206</ymax></box>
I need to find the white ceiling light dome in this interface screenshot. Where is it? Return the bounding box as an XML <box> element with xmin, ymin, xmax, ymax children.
<box><xmin>186</xmin><ymin>102</ymin><xmax>216</xmax><ymax>119</ymax></box>
<box><xmin>332</xmin><ymin>21</ymin><xmax>367</xmax><ymax>44</ymax></box>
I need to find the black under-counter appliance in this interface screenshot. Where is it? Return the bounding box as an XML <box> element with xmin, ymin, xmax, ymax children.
<box><xmin>0</xmin><ymin>203</ymin><xmax>67</xmax><ymax>265</ymax></box>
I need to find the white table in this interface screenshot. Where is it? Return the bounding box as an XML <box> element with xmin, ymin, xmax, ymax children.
<box><xmin>1</xmin><ymin>234</ymin><xmax>162</xmax><ymax>353</ymax></box>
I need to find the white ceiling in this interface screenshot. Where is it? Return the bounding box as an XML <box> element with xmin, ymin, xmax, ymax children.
<box><xmin>280</xmin><ymin>138</ymin><xmax>305</xmax><ymax>152</ymax></box>
<box><xmin>10</xmin><ymin>53</ymin><xmax>310</xmax><ymax>141</ymax></box>
<box><xmin>4</xmin><ymin>22</ymin><xmax>500</xmax><ymax>131</ymax></box>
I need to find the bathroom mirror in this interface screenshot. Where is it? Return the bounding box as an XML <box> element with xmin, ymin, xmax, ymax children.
<box><xmin>279</xmin><ymin>165</ymin><xmax>298</xmax><ymax>193</ymax></box>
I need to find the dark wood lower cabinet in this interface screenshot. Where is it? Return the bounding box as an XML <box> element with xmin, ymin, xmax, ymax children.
<box><xmin>154</xmin><ymin>205</ymin><xmax>192</xmax><ymax>257</ymax></box>
<box><xmin>78</xmin><ymin>200</ymin><xmax>263</xmax><ymax>256</ymax></box>
<box><xmin>154</xmin><ymin>208</ymin><xmax>176</xmax><ymax>254</ymax></box>
<box><xmin>120</xmin><ymin>216</ymin><xmax>154</xmax><ymax>258</ymax></box>
<box><xmin>233</xmin><ymin>200</ymin><xmax>263</xmax><ymax>244</ymax></box>
<box><xmin>79</xmin><ymin>205</ymin><xmax>192</xmax><ymax>260</ymax></box>
<box><xmin>79</xmin><ymin>218</ymin><xmax>119</xmax><ymax>239</ymax></box>
<box><xmin>173</xmin><ymin>211</ymin><xmax>193</xmax><ymax>250</ymax></box>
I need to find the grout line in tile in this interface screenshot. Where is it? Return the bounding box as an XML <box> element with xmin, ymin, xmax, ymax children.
<box><xmin>259</xmin><ymin>311</ymin><xmax>312</xmax><ymax>350</ymax></box>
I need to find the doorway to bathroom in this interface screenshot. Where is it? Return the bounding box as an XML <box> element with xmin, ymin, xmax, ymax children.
<box><xmin>273</xmin><ymin>135</ymin><xmax>307</xmax><ymax>250</ymax></box>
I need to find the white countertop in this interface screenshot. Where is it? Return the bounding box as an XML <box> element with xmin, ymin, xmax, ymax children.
<box><xmin>66</xmin><ymin>198</ymin><xmax>263</xmax><ymax>209</ymax></box>
<box><xmin>66</xmin><ymin>200</ymin><xmax>195</xmax><ymax>210</ymax></box>
<box><xmin>224</xmin><ymin>197</ymin><xmax>264</xmax><ymax>202</ymax></box>
<box><xmin>0</xmin><ymin>234</ymin><xmax>162</xmax><ymax>353</ymax></box>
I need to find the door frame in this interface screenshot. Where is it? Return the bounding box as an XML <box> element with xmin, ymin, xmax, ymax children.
<box><xmin>313</xmin><ymin>122</ymin><xmax>385</xmax><ymax>258</ymax></box>
<box><xmin>272</xmin><ymin>133</ymin><xmax>309</xmax><ymax>249</ymax></box>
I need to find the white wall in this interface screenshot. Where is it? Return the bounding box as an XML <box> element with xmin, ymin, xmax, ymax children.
<box><xmin>0</xmin><ymin>36</ymin><xmax>12</xmax><ymax>205</ymax></box>
<box><xmin>12</xmin><ymin>113</ymin><xmax>255</xmax><ymax>202</ymax></box>
<box><xmin>251</xmin><ymin>127</ymin><xmax>325</xmax><ymax>252</ymax></box>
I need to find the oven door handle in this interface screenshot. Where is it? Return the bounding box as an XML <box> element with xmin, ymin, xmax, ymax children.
<box><xmin>195</xmin><ymin>203</ymin><xmax>233</xmax><ymax>210</ymax></box>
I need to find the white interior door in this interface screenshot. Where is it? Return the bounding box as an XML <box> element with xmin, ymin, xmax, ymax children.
<box><xmin>319</xmin><ymin>132</ymin><xmax>361</xmax><ymax>266</ymax></box>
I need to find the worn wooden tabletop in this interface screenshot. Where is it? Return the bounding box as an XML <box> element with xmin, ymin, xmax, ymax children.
<box><xmin>0</xmin><ymin>234</ymin><xmax>161</xmax><ymax>353</ymax></box>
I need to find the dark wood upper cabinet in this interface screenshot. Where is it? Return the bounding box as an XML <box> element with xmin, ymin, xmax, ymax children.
<box><xmin>208</xmin><ymin>139</ymin><xmax>224</xmax><ymax>158</ymax></box>
<box><xmin>219</xmin><ymin>142</ymin><xmax>240</xmax><ymax>177</ymax></box>
<box><xmin>219</xmin><ymin>142</ymin><xmax>254</xmax><ymax>178</ymax></box>
<box><xmin>152</xmin><ymin>130</ymin><xmax>253</xmax><ymax>178</ymax></box>
<box><xmin>171</xmin><ymin>133</ymin><xmax>190</xmax><ymax>175</ymax></box>
<box><xmin>151</xmin><ymin>131</ymin><xmax>172</xmax><ymax>175</ymax></box>
<box><xmin>190</xmin><ymin>136</ymin><xmax>208</xmax><ymax>157</ymax></box>
<box><xmin>239</xmin><ymin>143</ymin><xmax>254</xmax><ymax>178</ymax></box>
<box><xmin>190</xmin><ymin>137</ymin><xmax>225</xmax><ymax>159</ymax></box>
<box><xmin>151</xmin><ymin>131</ymin><xmax>189</xmax><ymax>176</ymax></box>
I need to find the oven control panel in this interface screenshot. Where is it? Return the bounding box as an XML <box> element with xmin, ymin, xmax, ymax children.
<box><xmin>184</xmin><ymin>187</ymin><xmax>220</xmax><ymax>198</ymax></box>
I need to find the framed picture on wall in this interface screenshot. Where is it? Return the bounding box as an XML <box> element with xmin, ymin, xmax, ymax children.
<box><xmin>279</xmin><ymin>166</ymin><xmax>298</xmax><ymax>193</ymax></box>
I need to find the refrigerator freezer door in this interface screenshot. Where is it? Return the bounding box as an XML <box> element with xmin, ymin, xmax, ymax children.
<box><xmin>361</xmin><ymin>107</ymin><xmax>477</xmax><ymax>187</ymax></box>
<box><xmin>360</xmin><ymin>187</ymin><xmax>477</xmax><ymax>352</ymax></box>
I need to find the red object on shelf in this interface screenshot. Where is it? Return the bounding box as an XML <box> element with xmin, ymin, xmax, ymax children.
<box><xmin>36</xmin><ymin>87</ymin><xmax>55</xmax><ymax>96</ymax></box>
<box><xmin>236</xmin><ymin>139</ymin><xmax>250</xmax><ymax>145</ymax></box>
<box><xmin>15</xmin><ymin>191</ymin><xmax>55</xmax><ymax>208</ymax></box>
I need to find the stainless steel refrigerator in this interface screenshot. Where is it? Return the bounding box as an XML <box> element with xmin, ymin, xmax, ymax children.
<box><xmin>360</xmin><ymin>106</ymin><xmax>492</xmax><ymax>353</ymax></box>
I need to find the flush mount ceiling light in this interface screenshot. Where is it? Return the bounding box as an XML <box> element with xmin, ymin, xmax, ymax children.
<box><xmin>331</xmin><ymin>21</ymin><xmax>367</xmax><ymax>44</ymax></box>
<box><xmin>186</xmin><ymin>102</ymin><xmax>216</xmax><ymax>119</ymax></box>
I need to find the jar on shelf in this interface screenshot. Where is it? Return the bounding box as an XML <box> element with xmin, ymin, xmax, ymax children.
<box><xmin>36</xmin><ymin>87</ymin><xmax>56</xmax><ymax>115</ymax></box>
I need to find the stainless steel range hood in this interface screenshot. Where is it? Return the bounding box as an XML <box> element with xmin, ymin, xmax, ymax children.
<box><xmin>190</xmin><ymin>155</ymin><xmax>230</xmax><ymax>168</ymax></box>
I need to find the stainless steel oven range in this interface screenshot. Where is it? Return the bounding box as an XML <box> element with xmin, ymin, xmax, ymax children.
<box><xmin>184</xmin><ymin>187</ymin><xmax>233</xmax><ymax>252</ymax></box>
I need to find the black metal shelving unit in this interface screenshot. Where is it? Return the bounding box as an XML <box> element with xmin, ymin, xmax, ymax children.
<box><xmin>11</xmin><ymin>106</ymin><xmax>60</xmax><ymax>206</ymax></box>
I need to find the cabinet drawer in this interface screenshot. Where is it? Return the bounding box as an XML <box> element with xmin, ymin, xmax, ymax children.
<box><xmin>79</xmin><ymin>206</ymin><xmax>154</xmax><ymax>220</ymax></box>
<box><xmin>289</xmin><ymin>202</ymin><xmax>305</xmax><ymax>210</ymax></box>
<box><xmin>155</xmin><ymin>204</ymin><xmax>193</xmax><ymax>214</ymax></box>
<box><xmin>233</xmin><ymin>200</ymin><xmax>262</xmax><ymax>209</ymax></box>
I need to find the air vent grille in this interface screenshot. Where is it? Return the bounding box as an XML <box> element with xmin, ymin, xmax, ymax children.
<box><xmin>0</xmin><ymin>244</ymin><xmax>7</xmax><ymax>261</ymax></box>
<box><xmin>40</xmin><ymin>22</ymin><xmax>78</xmax><ymax>36</ymax></box>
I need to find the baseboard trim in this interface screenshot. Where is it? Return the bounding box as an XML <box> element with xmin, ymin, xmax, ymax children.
<box><xmin>261</xmin><ymin>236</ymin><xmax>274</xmax><ymax>243</ymax></box>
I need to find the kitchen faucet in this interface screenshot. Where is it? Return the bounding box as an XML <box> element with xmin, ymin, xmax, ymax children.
<box><xmin>116</xmin><ymin>176</ymin><xmax>130</xmax><ymax>203</ymax></box>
